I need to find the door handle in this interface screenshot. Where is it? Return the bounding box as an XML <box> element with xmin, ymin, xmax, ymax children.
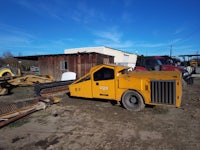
<box><xmin>96</xmin><ymin>82</ymin><xmax>99</xmax><ymax>85</ymax></box>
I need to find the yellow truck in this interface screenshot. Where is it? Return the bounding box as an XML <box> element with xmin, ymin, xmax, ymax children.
<box><xmin>69</xmin><ymin>64</ymin><xmax>182</xmax><ymax>111</ymax></box>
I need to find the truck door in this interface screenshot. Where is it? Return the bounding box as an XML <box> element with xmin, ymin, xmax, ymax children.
<box><xmin>92</xmin><ymin>67</ymin><xmax>115</xmax><ymax>99</ymax></box>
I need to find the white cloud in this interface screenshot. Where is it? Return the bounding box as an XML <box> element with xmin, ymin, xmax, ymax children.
<box><xmin>95</xmin><ymin>39</ymin><xmax>133</xmax><ymax>48</ymax></box>
<box><xmin>16</xmin><ymin>0</ymin><xmax>65</xmax><ymax>21</ymax></box>
<box><xmin>94</xmin><ymin>30</ymin><xmax>122</xmax><ymax>43</ymax></box>
<box><xmin>173</xmin><ymin>27</ymin><xmax>185</xmax><ymax>35</ymax></box>
<box><xmin>0</xmin><ymin>23</ymin><xmax>34</xmax><ymax>50</ymax></box>
<box><xmin>0</xmin><ymin>23</ymin><xmax>34</xmax><ymax>39</ymax></box>
<box><xmin>17</xmin><ymin>0</ymin><xmax>101</xmax><ymax>24</ymax></box>
<box><xmin>0</xmin><ymin>35</ymin><xmax>31</xmax><ymax>46</ymax></box>
<box><xmin>92</xmin><ymin>27</ymin><xmax>171</xmax><ymax>50</ymax></box>
<box><xmin>70</xmin><ymin>1</ymin><xmax>100</xmax><ymax>24</ymax></box>
<box><xmin>92</xmin><ymin>27</ymin><xmax>134</xmax><ymax>49</ymax></box>
<box><xmin>170</xmin><ymin>38</ymin><xmax>182</xmax><ymax>45</ymax></box>
<box><xmin>132</xmin><ymin>41</ymin><xmax>166</xmax><ymax>48</ymax></box>
<box><xmin>0</xmin><ymin>23</ymin><xmax>74</xmax><ymax>55</ymax></box>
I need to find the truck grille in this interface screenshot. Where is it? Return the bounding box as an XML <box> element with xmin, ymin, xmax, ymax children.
<box><xmin>150</xmin><ymin>80</ymin><xmax>176</xmax><ymax>105</ymax></box>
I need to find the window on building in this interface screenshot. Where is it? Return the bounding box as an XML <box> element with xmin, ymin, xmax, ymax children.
<box><xmin>94</xmin><ymin>67</ymin><xmax>114</xmax><ymax>81</ymax></box>
<box><xmin>60</xmin><ymin>61</ymin><xmax>68</xmax><ymax>70</ymax></box>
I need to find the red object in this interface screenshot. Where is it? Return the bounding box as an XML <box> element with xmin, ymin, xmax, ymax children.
<box><xmin>134</xmin><ymin>66</ymin><xmax>148</xmax><ymax>71</ymax></box>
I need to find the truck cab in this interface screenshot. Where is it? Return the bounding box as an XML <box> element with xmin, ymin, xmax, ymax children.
<box><xmin>69</xmin><ymin>64</ymin><xmax>182</xmax><ymax>111</ymax></box>
<box><xmin>69</xmin><ymin>65</ymin><xmax>125</xmax><ymax>100</ymax></box>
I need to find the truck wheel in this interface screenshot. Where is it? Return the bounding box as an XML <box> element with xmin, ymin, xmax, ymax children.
<box><xmin>121</xmin><ymin>90</ymin><xmax>145</xmax><ymax>111</ymax></box>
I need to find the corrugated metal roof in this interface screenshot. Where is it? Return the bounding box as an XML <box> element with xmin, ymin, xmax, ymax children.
<box><xmin>15</xmin><ymin>52</ymin><xmax>113</xmax><ymax>60</ymax></box>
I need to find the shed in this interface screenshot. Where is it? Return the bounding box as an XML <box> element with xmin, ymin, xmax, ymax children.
<box><xmin>16</xmin><ymin>52</ymin><xmax>114</xmax><ymax>80</ymax></box>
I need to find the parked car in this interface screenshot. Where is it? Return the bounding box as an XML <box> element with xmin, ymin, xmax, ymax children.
<box><xmin>135</xmin><ymin>56</ymin><xmax>193</xmax><ymax>85</ymax></box>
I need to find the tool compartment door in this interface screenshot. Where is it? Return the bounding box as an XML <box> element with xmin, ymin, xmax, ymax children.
<box><xmin>92</xmin><ymin>67</ymin><xmax>115</xmax><ymax>99</ymax></box>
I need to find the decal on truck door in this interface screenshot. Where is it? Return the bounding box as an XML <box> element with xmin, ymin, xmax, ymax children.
<box><xmin>99</xmin><ymin>86</ymin><xmax>108</xmax><ymax>90</ymax></box>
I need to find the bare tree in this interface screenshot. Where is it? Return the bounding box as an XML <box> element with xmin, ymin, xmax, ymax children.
<box><xmin>2</xmin><ymin>51</ymin><xmax>18</xmax><ymax>68</ymax></box>
<box><xmin>1</xmin><ymin>51</ymin><xmax>39</xmax><ymax>73</ymax></box>
<box><xmin>2</xmin><ymin>51</ymin><xmax>13</xmax><ymax>58</ymax></box>
<box><xmin>0</xmin><ymin>57</ymin><xmax>5</xmax><ymax>67</ymax></box>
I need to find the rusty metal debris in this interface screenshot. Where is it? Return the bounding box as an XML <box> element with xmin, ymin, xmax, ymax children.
<box><xmin>0</xmin><ymin>109</ymin><xmax>37</xmax><ymax>128</ymax></box>
<box><xmin>0</xmin><ymin>87</ymin><xmax>8</xmax><ymax>96</ymax></box>
<box><xmin>0</xmin><ymin>77</ymin><xmax>72</xmax><ymax>127</ymax></box>
<box><xmin>0</xmin><ymin>96</ymin><xmax>61</xmax><ymax>128</ymax></box>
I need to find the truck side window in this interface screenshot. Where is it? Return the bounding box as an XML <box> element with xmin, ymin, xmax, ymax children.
<box><xmin>94</xmin><ymin>67</ymin><xmax>114</xmax><ymax>81</ymax></box>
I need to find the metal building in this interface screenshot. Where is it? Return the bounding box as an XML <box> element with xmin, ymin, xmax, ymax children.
<box><xmin>64</xmin><ymin>46</ymin><xmax>137</xmax><ymax>68</ymax></box>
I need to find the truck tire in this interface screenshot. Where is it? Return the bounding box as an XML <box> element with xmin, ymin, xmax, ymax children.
<box><xmin>121</xmin><ymin>90</ymin><xmax>145</xmax><ymax>111</ymax></box>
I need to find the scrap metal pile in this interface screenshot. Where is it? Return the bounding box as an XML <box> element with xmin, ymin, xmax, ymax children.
<box><xmin>0</xmin><ymin>97</ymin><xmax>61</xmax><ymax>128</ymax></box>
<box><xmin>0</xmin><ymin>72</ymin><xmax>68</xmax><ymax>127</ymax></box>
<box><xmin>0</xmin><ymin>74</ymin><xmax>55</xmax><ymax>96</ymax></box>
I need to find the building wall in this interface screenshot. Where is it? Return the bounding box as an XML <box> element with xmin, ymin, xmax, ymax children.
<box><xmin>38</xmin><ymin>53</ymin><xmax>114</xmax><ymax>80</ymax></box>
<box><xmin>64</xmin><ymin>46</ymin><xmax>137</xmax><ymax>68</ymax></box>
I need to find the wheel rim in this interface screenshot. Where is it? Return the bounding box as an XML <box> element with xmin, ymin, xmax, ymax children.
<box><xmin>126</xmin><ymin>95</ymin><xmax>139</xmax><ymax>108</ymax></box>
<box><xmin>122</xmin><ymin>90</ymin><xmax>145</xmax><ymax>111</ymax></box>
<box><xmin>129</xmin><ymin>96</ymin><xmax>137</xmax><ymax>104</ymax></box>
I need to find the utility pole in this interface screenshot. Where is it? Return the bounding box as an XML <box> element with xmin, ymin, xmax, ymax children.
<box><xmin>170</xmin><ymin>45</ymin><xmax>172</xmax><ymax>57</ymax></box>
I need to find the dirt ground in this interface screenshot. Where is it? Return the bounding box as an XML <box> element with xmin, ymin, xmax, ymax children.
<box><xmin>0</xmin><ymin>77</ymin><xmax>200</xmax><ymax>150</ymax></box>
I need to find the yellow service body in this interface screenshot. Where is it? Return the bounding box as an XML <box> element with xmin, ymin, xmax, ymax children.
<box><xmin>69</xmin><ymin>64</ymin><xmax>182</xmax><ymax>108</ymax></box>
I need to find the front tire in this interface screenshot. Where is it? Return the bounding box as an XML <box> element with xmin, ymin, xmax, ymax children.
<box><xmin>121</xmin><ymin>90</ymin><xmax>145</xmax><ymax>111</ymax></box>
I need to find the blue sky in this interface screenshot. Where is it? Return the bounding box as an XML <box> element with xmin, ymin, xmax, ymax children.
<box><xmin>0</xmin><ymin>0</ymin><xmax>199</xmax><ymax>57</ymax></box>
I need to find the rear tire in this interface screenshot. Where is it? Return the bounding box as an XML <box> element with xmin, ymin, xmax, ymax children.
<box><xmin>121</xmin><ymin>90</ymin><xmax>145</xmax><ymax>111</ymax></box>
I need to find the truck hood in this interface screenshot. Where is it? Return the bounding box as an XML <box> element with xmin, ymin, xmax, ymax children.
<box><xmin>120</xmin><ymin>70</ymin><xmax>182</xmax><ymax>80</ymax></box>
